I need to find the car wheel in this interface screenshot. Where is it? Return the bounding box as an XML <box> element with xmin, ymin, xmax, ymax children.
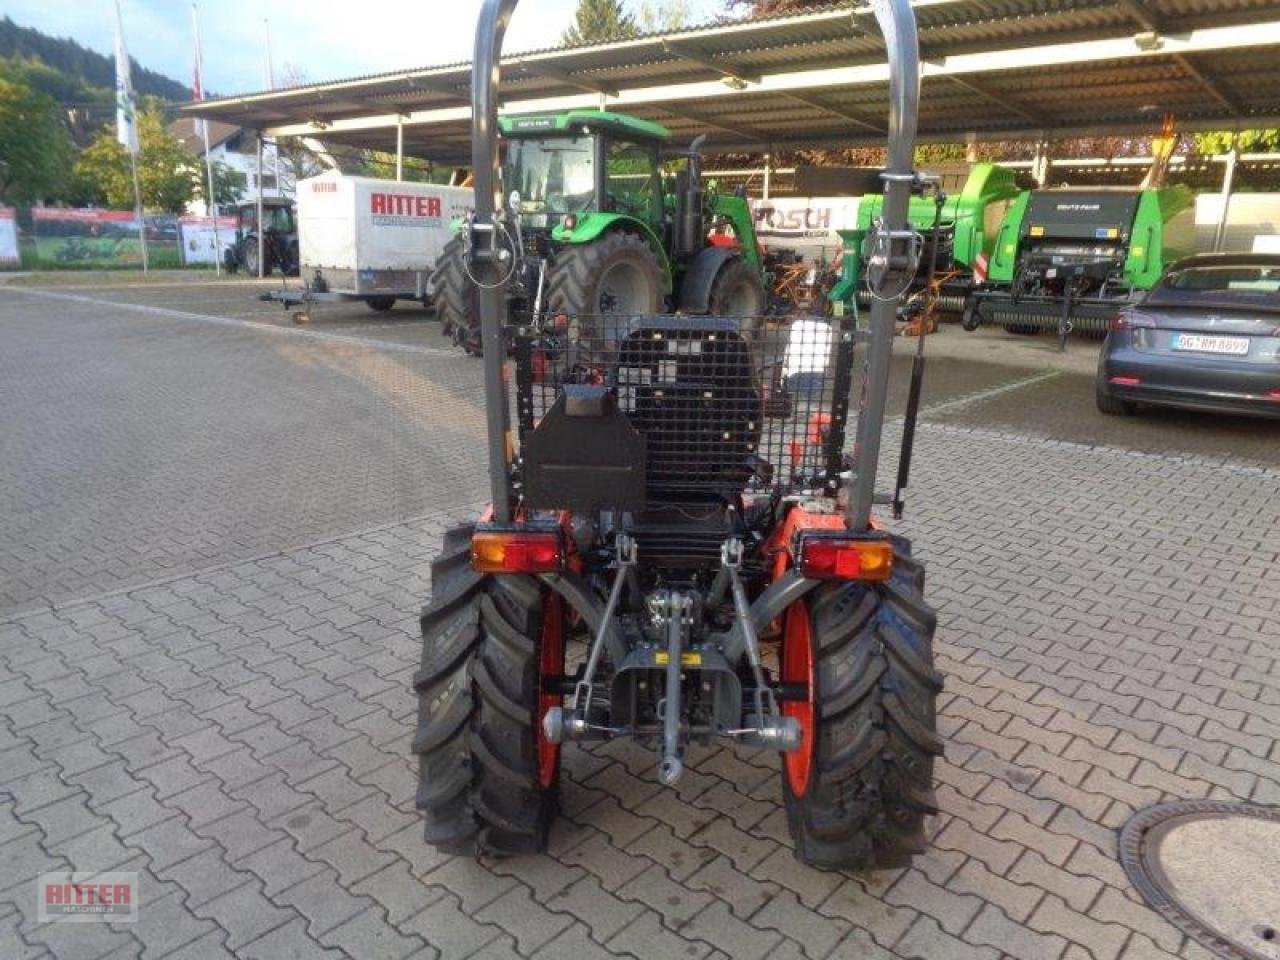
<box><xmin>1095</xmin><ymin>380</ymin><xmax>1136</xmax><ymax>416</ymax></box>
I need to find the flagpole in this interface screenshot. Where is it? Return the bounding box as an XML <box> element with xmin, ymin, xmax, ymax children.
<box><xmin>115</xmin><ymin>0</ymin><xmax>147</xmax><ymax>273</ymax></box>
<box><xmin>129</xmin><ymin>143</ymin><xmax>149</xmax><ymax>273</ymax></box>
<box><xmin>191</xmin><ymin>2</ymin><xmax>220</xmax><ymax>276</ymax></box>
<box><xmin>263</xmin><ymin>18</ymin><xmax>275</xmax><ymax>91</ymax></box>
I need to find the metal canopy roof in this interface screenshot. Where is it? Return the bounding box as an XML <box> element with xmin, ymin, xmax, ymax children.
<box><xmin>183</xmin><ymin>0</ymin><xmax>1280</xmax><ymax>163</ymax></box>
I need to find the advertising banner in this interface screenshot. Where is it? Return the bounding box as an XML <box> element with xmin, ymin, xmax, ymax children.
<box><xmin>750</xmin><ymin>196</ymin><xmax>861</xmax><ymax>261</ymax></box>
<box><xmin>0</xmin><ymin>207</ymin><xmax>18</xmax><ymax>266</ymax></box>
<box><xmin>179</xmin><ymin>216</ymin><xmax>239</xmax><ymax>265</ymax></box>
<box><xmin>29</xmin><ymin>208</ymin><xmax>181</xmax><ymax>268</ymax></box>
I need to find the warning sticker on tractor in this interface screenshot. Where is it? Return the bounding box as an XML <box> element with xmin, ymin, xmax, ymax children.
<box><xmin>654</xmin><ymin>652</ymin><xmax>703</xmax><ymax>667</ymax></box>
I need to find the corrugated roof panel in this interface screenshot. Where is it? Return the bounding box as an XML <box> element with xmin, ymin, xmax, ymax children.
<box><xmin>185</xmin><ymin>0</ymin><xmax>1280</xmax><ymax>158</ymax></box>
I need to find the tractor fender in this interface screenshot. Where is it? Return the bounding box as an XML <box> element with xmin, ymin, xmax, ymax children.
<box><xmin>552</xmin><ymin>212</ymin><xmax>672</xmax><ymax>292</ymax></box>
<box><xmin>677</xmin><ymin>245</ymin><xmax>740</xmax><ymax>314</ymax></box>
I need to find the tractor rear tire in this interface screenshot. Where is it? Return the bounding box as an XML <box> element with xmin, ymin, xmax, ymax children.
<box><xmin>708</xmin><ymin>256</ymin><xmax>767</xmax><ymax>317</ymax></box>
<box><xmin>243</xmin><ymin>239</ymin><xmax>262</xmax><ymax>278</ymax></box>
<box><xmin>781</xmin><ymin>536</ymin><xmax>943</xmax><ymax>870</ymax></box>
<box><xmin>433</xmin><ymin>235</ymin><xmax>481</xmax><ymax>354</ymax></box>
<box><xmin>546</xmin><ymin>231</ymin><xmax>664</xmax><ymax>335</ymax></box>
<box><xmin>411</xmin><ymin>524</ymin><xmax>562</xmax><ymax>855</ymax></box>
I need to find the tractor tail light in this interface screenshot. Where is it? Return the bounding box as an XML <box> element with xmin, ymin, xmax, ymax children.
<box><xmin>471</xmin><ymin>529</ymin><xmax>563</xmax><ymax>573</ymax></box>
<box><xmin>797</xmin><ymin>534</ymin><xmax>893</xmax><ymax>582</ymax></box>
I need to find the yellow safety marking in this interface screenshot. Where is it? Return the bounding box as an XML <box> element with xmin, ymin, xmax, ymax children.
<box><xmin>654</xmin><ymin>652</ymin><xmax>703</xmax><ymax>666</ymax></box>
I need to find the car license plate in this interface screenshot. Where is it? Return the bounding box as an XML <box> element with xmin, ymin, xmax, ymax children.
<box><xmin>1172</xmin><ymin>334</ymin><xmax>1250</xmax><ymax>356</ymax></box>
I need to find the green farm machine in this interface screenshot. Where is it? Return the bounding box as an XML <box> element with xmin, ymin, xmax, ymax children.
<box><xmin>432</xmin><ymin>110</ymin><xmax>767</xmax><ymax>351</ymax></box>
<box><xmin>830</xmin><ymin>162</ymin><xmax>1022</xmax><ymax>316</ymax></box>
<box><xmin>961</xmin><ymin>186</ymin><xmax>1180</xmax><ymax>346</ymax></box>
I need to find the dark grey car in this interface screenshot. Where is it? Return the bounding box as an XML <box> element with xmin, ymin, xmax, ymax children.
<box><xmin>1096</xmin><ymin>253</ymin><xmax>1280</xmax><ymax>418</ymax></box>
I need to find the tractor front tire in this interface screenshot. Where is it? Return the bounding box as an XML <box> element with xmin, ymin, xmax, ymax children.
<box><xmin>781</xmin><ymin>537</ymin><xmax>943</xmax><ymax>870</ymax></box>
<box><xmin>546</xmin><ymin>231</ymin><xmax>665</xmax><ymax>333</ymax></box>
<box><xmin>412</xmin><ymin>525</ymin><xmax>562</xmax><ymax>855</ymax></box>
<box><xmin>367</xmin><ymin>296</ymin><xmax>396</xmax><ymax>312</ymax></box>
<box><xmin>433</xmin><ymin>235</ymin><xmax>481</xmax><ymax>354</ymax></box>
<box><xmin>708</xmin><ymin>256</ymin><xmax>767</xmax><ymax>317</ymax></box>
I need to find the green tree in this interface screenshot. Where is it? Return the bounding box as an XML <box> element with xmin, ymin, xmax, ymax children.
<box><xmin>359</xmin><ymin>149</ymin><xmax>438</xmax><ymax>182</ymax></box>
<box><xmin>636</xmin><ymin>0</ymin><xmax>694</xmax><ymax>31</ymax></box>
<box><xmin>74</xmin><ymin>107</ymin><xmax>200</xmax><ymax>212</ymax></box>
<box><xmin>0</xmin><ymin>69</ymin><xmax>73</xmax><ymax>204</ymax></box>
<box><xmin>194</xmin><ymin>160</ymin><xmax>247</xmax><ymax>209</ymax></box>
<box><xmin>1193</xmin><ymin>129</ymin><xmax>1280</xmax><ymax>154</ymax></box>
<box><xmin>563</xmin><ymin>0</ymin><xmax>638</xmax><ymax>45</ymax></box>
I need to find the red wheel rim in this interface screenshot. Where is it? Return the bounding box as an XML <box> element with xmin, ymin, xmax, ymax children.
<box><xmin>781</xmin><ymin>601</ymin><xmax>815</xmax><ymax>796</ymax></box>
<box><xmin>537</xmin><ymin>594</ymin><xmax>564</xmax><ymax>789</ymax></box>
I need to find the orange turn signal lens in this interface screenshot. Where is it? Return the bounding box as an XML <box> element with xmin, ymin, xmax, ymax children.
<box><xmin>471</xmin><ymin>529</ymin><xmax>563</xmax><ymax>574</ymax></box>
<box><xmin>797</xmin><ymin>535</ymin><xmax>893</xmax><ymax>582</ymax></box>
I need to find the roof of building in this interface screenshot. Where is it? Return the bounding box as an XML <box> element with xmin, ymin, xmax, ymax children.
<box><xmin>183</xmin><ymin>0</ymin><xmax>1280</xmax><ymax>164</ymax></box>
<box><xmin>169</xmin><ymin>117</ymin><xmax>241</xmax><ymax>155</ymax></box>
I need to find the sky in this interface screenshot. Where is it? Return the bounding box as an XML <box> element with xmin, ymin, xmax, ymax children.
<box><xmin>3</xmin><ymin>0</ymin><xmax>727</xmax><ymax>96</ymax></box>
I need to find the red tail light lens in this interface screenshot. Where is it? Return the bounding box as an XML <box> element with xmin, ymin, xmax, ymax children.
<box><xmin>1109</xmin><ymin>376</ymin><xmax>1141</xmax><ymax>386</ymax></box>
<box><xmin>1111</xmin><ymin>312</ymin><xmax>1155</xmax><ymax>331</ymax></box>
<box><xmin>1268</xmin><ymin>389</ymin><xmax>1280</xmax><ymax>401</ymax></box>
<box><xmin>796</xmin><ymin>534</ymin><xmax>893</xmax><ymax>582</ymax></box>
<box><xmin>472</xmin><ymin>529</ymin><xmax>563</xmax><ymax>573</ymax></box>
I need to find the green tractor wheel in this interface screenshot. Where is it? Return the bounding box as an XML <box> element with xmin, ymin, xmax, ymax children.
<box><xmin>546</xmin><ymin>231</ymin><xmax>665</xmax><ymax>330</ymax></box>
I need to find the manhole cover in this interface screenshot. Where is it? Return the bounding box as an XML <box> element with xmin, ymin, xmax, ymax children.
<box><xmin>1120</xmin><ymin>801</ymin><xmax>1280</xmax><ymax>960</ymax></box>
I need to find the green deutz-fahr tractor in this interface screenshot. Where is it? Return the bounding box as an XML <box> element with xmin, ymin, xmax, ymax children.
<box><xmin>432</xmin><ymin>110</ymin><xmax>767</xmax><ymax>351</ymax></box>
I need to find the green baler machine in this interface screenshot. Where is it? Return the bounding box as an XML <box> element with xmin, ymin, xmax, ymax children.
<box><xmin>830</xmin><ymin>162</ymin><xmax>1021</xmax><ymax>314</ymax></box>
<box><xmin>962</xmin><ymin>186</ymin><xmax>1187</xmax><ymax>340</ymax></box>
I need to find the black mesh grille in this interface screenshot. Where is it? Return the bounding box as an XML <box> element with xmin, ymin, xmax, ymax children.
<box><xmin>514</xmin><ymin>314</ymin><xmax>855</xmax><ymax>504</ymax></box>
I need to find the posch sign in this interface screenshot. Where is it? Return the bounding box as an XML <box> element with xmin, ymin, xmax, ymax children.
<box><xmin>38</xmin><ymin>872</ymin><xmax>139</xmax><ymax>923</ymax></box>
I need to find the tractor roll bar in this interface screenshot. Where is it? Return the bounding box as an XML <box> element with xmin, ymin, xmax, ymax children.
<box><xmin>472</xmin><ymin>0</ymin><xmax>519</xmax><ymax>522</ymax></box>
<box><xmin>469</xmin><ymin>0</ymin><xmax>921</xmax><ymax>528</ymax></box>
<box><xmin>847</xmin><ymin>0</ymin><xmax>921</xmax><ymax>532</ymax></box>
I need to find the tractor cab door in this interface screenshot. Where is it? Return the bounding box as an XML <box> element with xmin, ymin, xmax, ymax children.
<box><xmin>602</xmin><ymin>138</ymin><xmax>664</xmax><ymax>233</ymax></box>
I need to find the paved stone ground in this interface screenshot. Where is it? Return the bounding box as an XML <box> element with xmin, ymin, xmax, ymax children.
<box><xmin>2</xmin><ymin>282</ymin><xmax>1279</xmax><ymax>959</ymax></box>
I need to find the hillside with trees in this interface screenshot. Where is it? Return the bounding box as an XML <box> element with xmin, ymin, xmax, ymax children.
<box><xmin>0</xmin><ymin>16</ymin><xmax>190</xmax><ymax>104</ymax></box>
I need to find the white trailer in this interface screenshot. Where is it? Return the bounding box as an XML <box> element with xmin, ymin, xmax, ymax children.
<box><xmin>287</xmin><ymin>172</ymin><xmax>473</xmax><ymax>312</ymax></box>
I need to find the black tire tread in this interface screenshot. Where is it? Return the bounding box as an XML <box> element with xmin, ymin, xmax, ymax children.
<box><xmin>1095</xmin><ymin>380</ymin><xmax>1135</xmax><ymax>416</ymax></box>
<box><xmin>432</xmin><ymin>235</ymin><xmax>481</xmax><ymax>353</ymax></box>
<box><xmin>411</xmin><ymin>524</ymin><xmax>557</xmax><ymax>855</ymax></box>
<box><xmin>784</xmin><ymin>536</ymin><xmax>942</xmax><ymax>870</ymax></box>
<box><xmin>707</xmin><ymin>255</ymin><xmax>767</xmax><ymax>316</ymax></box>
<box><xmin>545</xmin><ymin>231</ymin><xmax>665</xmax><ymax>321</ymax></box>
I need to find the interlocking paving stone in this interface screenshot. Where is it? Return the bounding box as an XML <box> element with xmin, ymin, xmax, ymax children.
<box><xmin>3</xmin><ymin>282</ymin><xmax>1279</xmax><ymax>958</ymax></box>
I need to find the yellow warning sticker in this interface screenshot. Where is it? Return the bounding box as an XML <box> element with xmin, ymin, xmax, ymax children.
<box><xmin>1107</xmin><ymin>228</ymin><xmax>1119</xmax><ymax>239</ymax></box>
<box><xmin>1029</xmin><ymin>225</ymin><xmax>1045</xmax><ymax>237</ymax></box>
<box><xmin>654</xmin><ymin>652</ymin><xmax>703</xmax><ymax>667</ymax></box>
<box><xmin>1131</xmin><ymin>245</ymin><xmax>1144</xmax><ymax>257</ymax></box>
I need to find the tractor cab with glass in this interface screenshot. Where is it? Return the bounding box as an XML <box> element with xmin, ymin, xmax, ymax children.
<box><xmin>432</xmin><ymin>109</ymin><xmax>766</xmax><ymax>350</ymax></box>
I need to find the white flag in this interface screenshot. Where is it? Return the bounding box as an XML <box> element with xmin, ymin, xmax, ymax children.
<box><xmin>114</xmin><ymin>0</ymin><xmax>139</xmax><ymax>155</ymax></box>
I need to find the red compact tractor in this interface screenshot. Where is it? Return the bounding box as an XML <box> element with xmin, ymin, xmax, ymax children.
<box><xmin>411</xmin><ymin>0</ymin><xmax>942</xmax><ymax>868</ymax></box>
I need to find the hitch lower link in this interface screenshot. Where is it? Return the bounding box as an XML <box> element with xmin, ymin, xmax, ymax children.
<box><xmin>721</xmin><ymin>539</ymin><xmax>803</xmax><ymax>754</ymax></box>
<box><xmin>542</xmin><ymin>536</ymin><xmax>803</xmax><ymax>789</ymax></box>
